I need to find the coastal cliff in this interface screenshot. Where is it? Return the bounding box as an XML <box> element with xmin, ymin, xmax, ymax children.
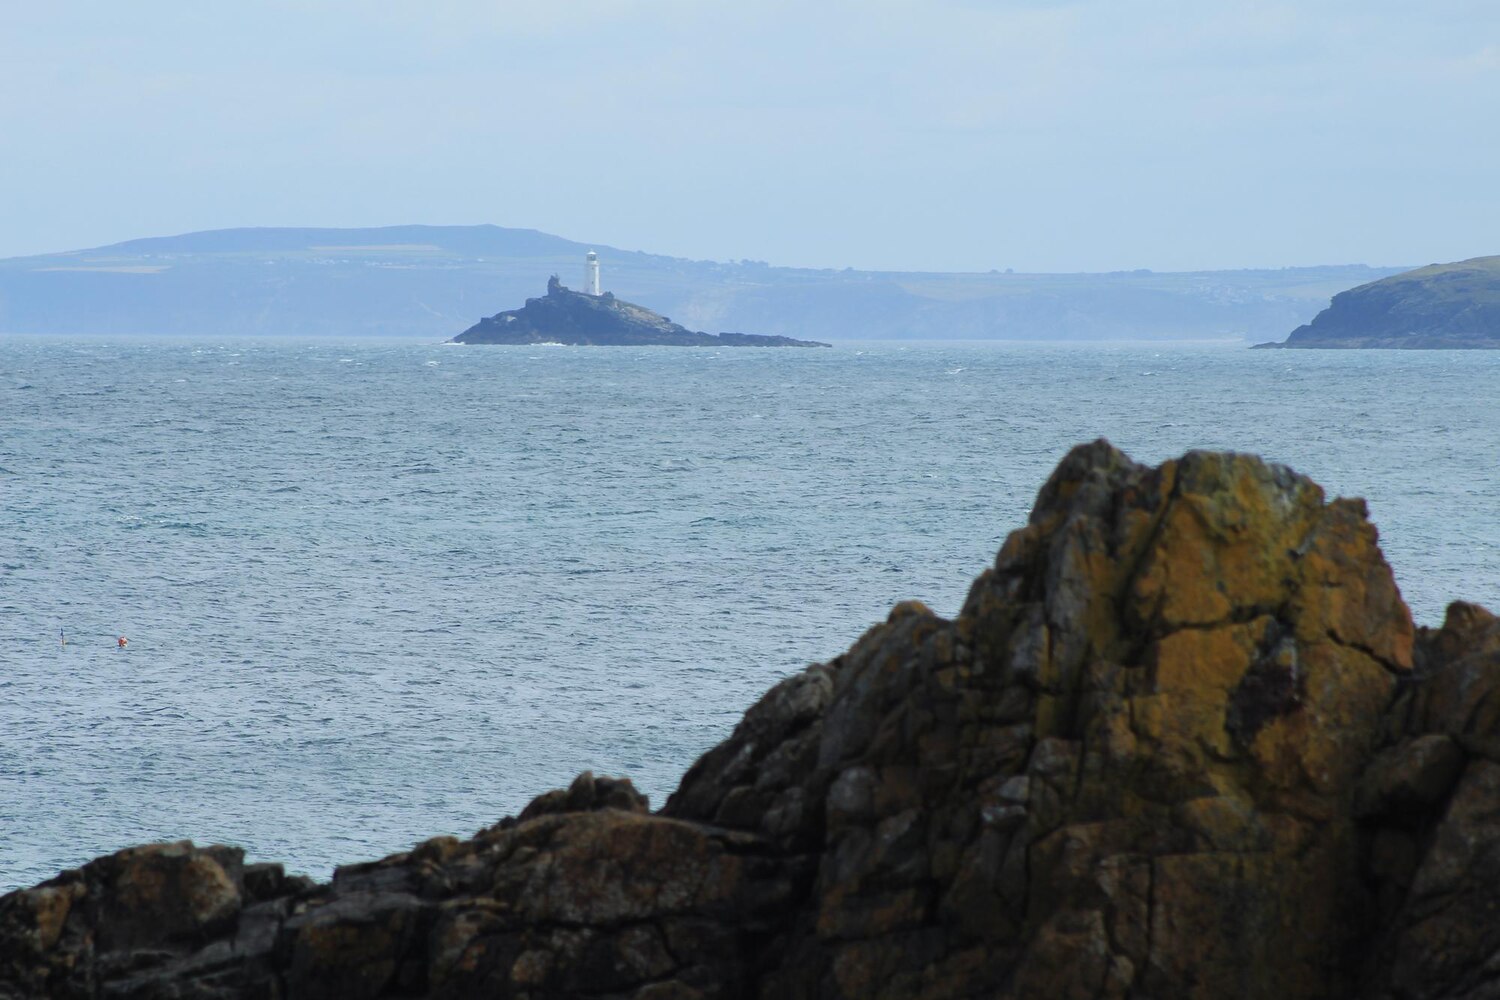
<box><xmin>452</xmin><ymin>277</ymin><xmax>829</xmax><ymax>347</ymax></box>
<box><xmin>8</xmin><ymin>442</ymin><xmax>1500</xmax><ymax>998</ymax></box>
<box><xmin>1259</xmin><ymin>255</ymin><xmax>1500</xmax><ymax>348</ymax></box>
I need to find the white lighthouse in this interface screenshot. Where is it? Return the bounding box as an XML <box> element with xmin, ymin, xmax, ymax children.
<box><xmin>584</xmin><ymin>251</ymin><xmax>601</xmax><ymax>296</ymax></box>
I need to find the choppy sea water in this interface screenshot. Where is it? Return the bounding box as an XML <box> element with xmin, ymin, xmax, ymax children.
<box><xmin>3</xmin><ymin>336</ymin><xmax>1498</xmax><ymax>892</ymax></box>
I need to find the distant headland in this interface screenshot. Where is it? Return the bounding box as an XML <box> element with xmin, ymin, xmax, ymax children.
<box><xmin>452</xmin><ymin>258</ymin><xmax>829</xmax><ymax>347</ymax></box>
<box><xmin>1256</xmin><ymin>254</ymin><xmax>1500</xmax><ymax>348</ymax></box>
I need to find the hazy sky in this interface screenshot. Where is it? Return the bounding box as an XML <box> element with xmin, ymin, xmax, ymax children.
<box><xmin>4</xmin><ymin>1</ymin><xmax>1498</xmax><ymax>271</ymax></box>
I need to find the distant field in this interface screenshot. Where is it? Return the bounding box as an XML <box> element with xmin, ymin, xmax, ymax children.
<box><xmin>32</xmin><ymin>265</ymin><xmax>171</xmax><ymax>274</ymax></box>
<box><xmin>306</xmin><ymin>244</ymin><xmax>447</xmax><ymax>253</ymax></box>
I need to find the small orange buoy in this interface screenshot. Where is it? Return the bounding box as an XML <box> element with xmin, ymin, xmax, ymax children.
<box><xmin>117</xmin><ymin>636</ymin><xmax>128</xmax><ymax>648</ymax></box>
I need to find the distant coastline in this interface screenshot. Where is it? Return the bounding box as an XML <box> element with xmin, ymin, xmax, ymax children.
<box><xmin>0</xmin><ymin>224</ymin><xmax>1404</xmax><ymax>342</ymax></box>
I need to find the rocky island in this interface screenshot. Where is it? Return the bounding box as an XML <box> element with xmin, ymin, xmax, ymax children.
<box><xmin>452</xmin><ymin>276</ymin><xmax>830</xmax><ymax>347</ymax></box>
<box><xmin>10</xmin><ymin>442</ymin><xmax>1500</xmax><ymax>998</ymax></box>
<box><xmin>1258</xmin><ymin>254</ymin><xmax>1500</xmax><ymax>348</ymax></box>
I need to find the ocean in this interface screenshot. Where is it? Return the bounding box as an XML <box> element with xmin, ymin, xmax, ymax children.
<box><xmin>3</xmin><ymin>336</ymin><xmax>1498</xmax><ymax>892</ymax></box>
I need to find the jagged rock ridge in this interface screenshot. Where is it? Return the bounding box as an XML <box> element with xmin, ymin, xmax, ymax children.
<box><xmin>7</xmin><ymin>442</ymin><xmax>1500</xmax><ymax>998</ymax></box>
<box><xmin>1258</xmin><ymin>254</ymin><xmax>1500</xmax><ymax>348</ymax></box>
<box><xmin>451</xmin><ymin>276</ymin><xmax>830</xmax><ymax>347</ymax></box>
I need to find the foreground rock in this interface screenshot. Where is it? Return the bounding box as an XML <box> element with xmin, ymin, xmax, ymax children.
<box><xmin>10</xmin><ymin>442</ymin><xmax>1500</xmax><ymax>998</ymax></box>
<box><xmin>1257</xmin><ymin>254</ymin><xmax>1500</xmax><ymax>348</ymax></box>
<box><xmin>451</xmin><ymin>276</ymin><xmax>830</xmax><ymax>347</ymax></box>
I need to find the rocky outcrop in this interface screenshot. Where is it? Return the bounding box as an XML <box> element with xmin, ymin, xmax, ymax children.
<box><xmin>451</xmin><ymin>277</ymin><xmax>830</xmax><ymax>347</ymax></box>
<box><xmin>9</xmin><ymin>442</ymin><xmax>1500</xmax><ymax>998</ymax></box>
<box><xmin>1257</xmin><ymin>255</ymin><xmax>1500</xmax><ymax>348</ymax></box>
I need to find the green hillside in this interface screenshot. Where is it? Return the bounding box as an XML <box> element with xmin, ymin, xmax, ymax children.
<box><xmin>1271</xmin><ymin>256</ymin><xmax>1500</xmax><ymax>348</ymax></box>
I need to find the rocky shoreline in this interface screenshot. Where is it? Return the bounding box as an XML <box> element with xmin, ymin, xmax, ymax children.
<box><xmin>7</xmin><ymin>442</ymin><xmax>1500</xmax><ymax>998</ymax></box>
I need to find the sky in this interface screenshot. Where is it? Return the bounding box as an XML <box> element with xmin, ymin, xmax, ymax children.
<box><xmin>3</xmin><ymin>1</ymin><xmax>1498</xmax><ymax>272</ymax></box>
